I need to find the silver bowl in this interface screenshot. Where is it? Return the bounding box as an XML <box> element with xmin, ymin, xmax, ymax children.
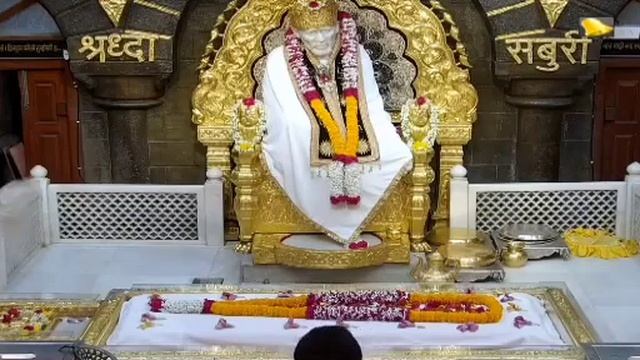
<box><xmin>498</xmin><ymin>224</ymin><xmax>559</xmax><ymax>242</ymax></box>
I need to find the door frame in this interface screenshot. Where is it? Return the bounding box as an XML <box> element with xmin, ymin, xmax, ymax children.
<box><xmin>0</xmin><ymin>58</ymin><xmax>83</xmax><ymax>182</ymax></box>
<box><xmin>593</xmin><ymin>57</ymin><xmax>640</xmax><ymax>181</ymax></box>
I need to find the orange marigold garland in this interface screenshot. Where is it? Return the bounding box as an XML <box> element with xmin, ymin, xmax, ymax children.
<box><xmin>408</xmin><ymin>293</ymin><xmax>503</xmax><ymax>324</ymax></box>
<box><xmin>153</xmin><ymin>291</ymin><xmax>504</xmax><ymax>325</ymax></box>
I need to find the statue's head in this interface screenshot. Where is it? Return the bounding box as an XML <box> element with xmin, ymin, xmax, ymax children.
<box><xmin>290</xmin><ymin>0</ymin><xmax>339</xmax><ymax>58</ymax></box>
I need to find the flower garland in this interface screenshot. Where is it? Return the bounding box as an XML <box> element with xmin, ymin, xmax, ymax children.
<box><xmin>1</xmin><ymin>307</ymin><xmax>52</xmax><ymax>335</ymax></box>
<box><xmin>285</xmin><ymin>12</ymin><xmax>362</xmax><ymax>205</ymax></box>
<box><xmin>565</xmin><ymin>228</ymin><xmax>639</xmax><ymax>259</ymax></box>
<box><xmin>408</xmin><ymin>293</ymin><xmax>503</xmax><ymax>324</ymax></box>
<box><xmin>151</xmin><ymin>291</ymin><xmax>503</xmax><ymax>325</ymax></box>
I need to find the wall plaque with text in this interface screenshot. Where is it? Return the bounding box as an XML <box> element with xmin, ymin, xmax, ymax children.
<box><xmin>0</xmin><ymin>40</ymin><xmax>66</xmax><ymax>59</ymax></box>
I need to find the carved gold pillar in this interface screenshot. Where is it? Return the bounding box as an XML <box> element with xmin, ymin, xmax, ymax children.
<box><xmin>431</xmin><ymin>124</ymin><xmax>472</xmax><ymax>242</ymax></box>
<box><xmin>199</xmin><ymin>126</ymin><xmax>233</xmax><ymax>173</ymax></box>
<box><xmin>409</xmin><ymin>146</ymin><xmax>435</xmax><ymax>251</ymax></box>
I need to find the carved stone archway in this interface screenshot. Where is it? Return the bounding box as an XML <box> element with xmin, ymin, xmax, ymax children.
<box><xmin>472</xmin><ymin>0</ymin><xmax>636</xmax><ymax>181</ymax></box>
<box><xmin>36</xmin><ymin>0</ymin><xmax>190</xmax><ymax>182</ymax></box>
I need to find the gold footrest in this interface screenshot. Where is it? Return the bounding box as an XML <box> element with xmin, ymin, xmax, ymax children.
<box><xmin>274</xmin><ymin>242</ymin><xmax>389</xmax><ymax>269</ymax></box>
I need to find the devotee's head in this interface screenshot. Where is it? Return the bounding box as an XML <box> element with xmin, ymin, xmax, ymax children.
<box><xmin>290</xmin><ymin>0</ymin><xmax>340</xmax><ymax>58</ymax></box>
<box><xmin>294</xmin><ymin>326</ymin><xmax>363</xmax><ymax>360</ymax></box>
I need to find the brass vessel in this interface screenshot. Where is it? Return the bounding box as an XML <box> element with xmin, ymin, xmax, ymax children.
<box><xmin>502</xmin><ymin>241</ymin><xmax>528</xmax><ymax>268</ymax></box>
<box><xmin>437</xmin><ymin>229</ymin><xmax>497</xmax><ymax>269</ymax></box>
<box><xmin>411</xmin><ymin>251</ymin><xmax>458</xmax><ymax>282</ymax></box>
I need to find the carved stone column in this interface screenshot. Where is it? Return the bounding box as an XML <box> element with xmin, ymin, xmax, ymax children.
<box><xmin>503</xmin><ymin>79</ymin><xmax>582</xmax><ymax>181</ymax></box>
<box><xmin>90</xmin><ymin>76</ymin><xmax>165</xmax><ymax>182</ymax></box>
<box><xmin>494</xmin><ymin>31</ymin><xmax>600</xmax><ymax>181</ymax></box>
<box><xmin>472</xmin><ymin>0</ymin><xmax>629</xmax><ymax>182</ymax></box>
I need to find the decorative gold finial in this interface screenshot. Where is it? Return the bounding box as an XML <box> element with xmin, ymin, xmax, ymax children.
<box><xmin>99</xmin><ymin>0</ymin><xmax>130</xmax><ymax>27</ymax></box>
<box><xmin>539</xmin><ymin>0</ymin><xmax>569</xmax><ymax>28</ymax></box>
<box><xmin>289</xmin><ymin>0</ymin><xmax>339</xmax><ymax>31</ymax></box>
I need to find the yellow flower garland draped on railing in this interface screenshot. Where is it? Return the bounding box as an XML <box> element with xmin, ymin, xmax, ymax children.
<box><xmin>565</xmin><ymin>228</ymin><xmax>639</xmax><ymax>259</ymax></box>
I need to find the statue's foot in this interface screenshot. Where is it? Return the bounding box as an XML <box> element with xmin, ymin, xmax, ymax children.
<box><xmin>235</xmin><ymin>242</ymin><xmax>252</xmax><ymax>254</ymax></box>
<box><xmin>411</xmin><ymin>241</ymin><xmax>432</xmax><ymax>253</ymax></box>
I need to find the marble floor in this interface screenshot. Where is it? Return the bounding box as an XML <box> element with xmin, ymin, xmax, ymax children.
<box><xmin>2</xmin><ymin>243</ymin><xmax>640</xmax><ymax>343</ymax></box>
<box><xmin>4</xmin><ymin>244</ymin><xmax>244</xmax><ymax>298</ymax></box>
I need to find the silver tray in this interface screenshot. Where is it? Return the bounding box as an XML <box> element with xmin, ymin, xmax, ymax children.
<box><xmin>499</xmin><ymin>223</ymin><xmax>559</xmax><ymax>242</ymax></box>
<box><xmin>492</xmin><ymin>231</ymin><xmax>571</xmax><ymax>260</ymax></box>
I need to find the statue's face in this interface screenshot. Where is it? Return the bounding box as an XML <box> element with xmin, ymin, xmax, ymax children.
<box><xmin>299</xmin><ymin>26</ymin><xmax>339</xmax><ymax>58</ymax></box>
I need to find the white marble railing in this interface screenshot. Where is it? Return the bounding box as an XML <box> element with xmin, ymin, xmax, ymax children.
<box><xmin>0</xmin><ymin>171</ymin><xmax>46</xmax><ymax>290</ymax></box>
<box><xmin>628</xmin><ymin>163</ymin><xmax>640</xmax><ymax>240</ymax></box>
<box><xmin>32</xmin><ymin>167</ymin><xmax>225</xmax><ymax>246</ymax></box>
<box><xmin>450</xmin><ymin>162</ymin><xmax>640</xmax><ymax>239</ymax></box>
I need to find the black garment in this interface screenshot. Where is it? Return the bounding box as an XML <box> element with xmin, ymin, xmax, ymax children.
<box><xmin>294</xmin><ymin>325</ymin><xmax>363</xmax><ymax>360</ymax></box>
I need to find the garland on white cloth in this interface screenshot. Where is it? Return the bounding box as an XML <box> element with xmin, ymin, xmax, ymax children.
<box><xmin>285</xmin><ymin>12</ymin><xmax>362</xmax><ymax>206</ymax></box>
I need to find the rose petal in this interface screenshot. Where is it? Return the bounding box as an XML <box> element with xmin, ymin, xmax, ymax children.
<box><xmin>398</xmin><ymin>320</ymin><xmax>415</xmax><ymax>329</ymax></box>
<box><xmin>221</xmin><ymin>292</ymin><xmax>238</xmax><ymax>301</ymax></box>
<box><xmin>215</xmin><ymin>318</ymin><xmax>234</xmax><ymax>330</ymax></box>
<box><xmin>243</xmin><ymin>98</ymin><xmax>254</xmax><ymax>107</ymax></box>
<box><xmin>417</xmin><ymin>96</ymin><xmax>429</xmax><ymax>106</ymax></box>
<box><xmin>500</xmin><ymin>294</ymin><xmax>515</xmax><ymax>303</ymax></box>
<box><xmin>284</xmin><ymin>318</ymin><xmax>301</xmax><ymax>330</ymax></box>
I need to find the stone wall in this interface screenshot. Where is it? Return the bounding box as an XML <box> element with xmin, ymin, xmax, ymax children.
<box><xmin>140</xmin><ymin>0</ymin><xmax>595</xmax><ymax>184</ymax></box>
<box><xmin>64</xmin><ymin>0</ymin><xmax>632</xmax><ymax>184</ymax></box>
<box><xmin>439</xmin><ymin>0</ymin><xmax>518</xmax><ymax>183</ymax></box>
<box><xmin>441</xmin><ymin>0</ymin><xmax>596</xmax><ymax>183</ymax></box>
<box><xmin>79</xmin><ymin>88</ymin><xmax>111</xmax><ymax>182</ymax></box>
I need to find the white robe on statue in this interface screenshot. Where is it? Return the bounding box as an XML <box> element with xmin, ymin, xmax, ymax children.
<box><xmin>261</xmin><ymin>45</ymin><xmax>412</xmax><ymax>244</ymax></box>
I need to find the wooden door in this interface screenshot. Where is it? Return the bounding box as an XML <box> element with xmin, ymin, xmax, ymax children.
<box><xmin>22</xmin><ymin>69</ymin><xmax>81</xmax><ymax>183</ymax></box>
<box><xmin>594</xmin><ymin>58</ymin><xmax>640</xmax><ymax>181</ymax></box>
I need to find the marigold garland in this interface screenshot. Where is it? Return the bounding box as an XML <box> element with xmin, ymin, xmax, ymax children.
<box><xmin>409</xmin><ymin>293</ymin><xmax>503</xmax><ymax>324</ymax></box>
<box><xmin>156</xmin><ymin>291</ymin><xmax>503</xmax><ymax>325</ymax></box>
<box><xmin>309</xmin><ymin>99</ymin><xmax>347</xmax><ymax>155</ymax></box>
<box><xmin>211</xmin><ymin>303</ymin><xmax>307</xmax><ymax>319</ymax></box>
<box><xmin>285</xmin><ymin>11</ymin><xmax>361</xmax><ymax>205</ymax></box>
<box><xmin>565</xmin><ymin>228</ymin><xmax>639</xmax><ymax>259</ymax></box>
<box><xmin>344</xmin><ymin>95</ymin><xmax>359</xmax><ymax>157</ymax></box>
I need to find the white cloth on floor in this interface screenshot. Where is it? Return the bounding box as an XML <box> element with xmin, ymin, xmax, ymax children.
<box><xmin>261</xmin><ymin>45</ymin><xmax>412</xmax><ymax>244</ymax></box>
<box><xmin>107</xmin><ymin>292</ymin><xmax>566</xmax><ymax>353</ymax></box>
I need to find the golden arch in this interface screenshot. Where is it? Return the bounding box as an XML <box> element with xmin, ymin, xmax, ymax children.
<box><xmin>191</xmin><ymin>0</ymin><xmax>478</xmax><ymax>265</ymax></box>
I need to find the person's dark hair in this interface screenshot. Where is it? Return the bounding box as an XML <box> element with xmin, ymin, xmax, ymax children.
<box><xmin>294</xmin><ymin>325</ymin><xmax>362</xmax><ymax>360</ymax></box>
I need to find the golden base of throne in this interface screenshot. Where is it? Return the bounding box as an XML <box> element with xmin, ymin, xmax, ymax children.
<box><xmin>239</xmin><ymin>166</ymin><xmax>416</xmax><ymax>270</ymax></box>
<box><xmin>250</xmin><ymin>231</ymin><xmax>410</xmax><ymax>270</ymax></box>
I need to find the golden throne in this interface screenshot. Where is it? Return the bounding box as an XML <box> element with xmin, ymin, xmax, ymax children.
<box><xmin>192</xmin><ymin>0</ymin><xmax>477</xmax><ymax>269</ymax></box>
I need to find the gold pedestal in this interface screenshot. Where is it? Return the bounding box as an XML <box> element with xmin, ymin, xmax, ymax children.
<box><xmin>423</xmin><ymin>228</ymin><xmax>505</xmax><ymax>282</ymax></box>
